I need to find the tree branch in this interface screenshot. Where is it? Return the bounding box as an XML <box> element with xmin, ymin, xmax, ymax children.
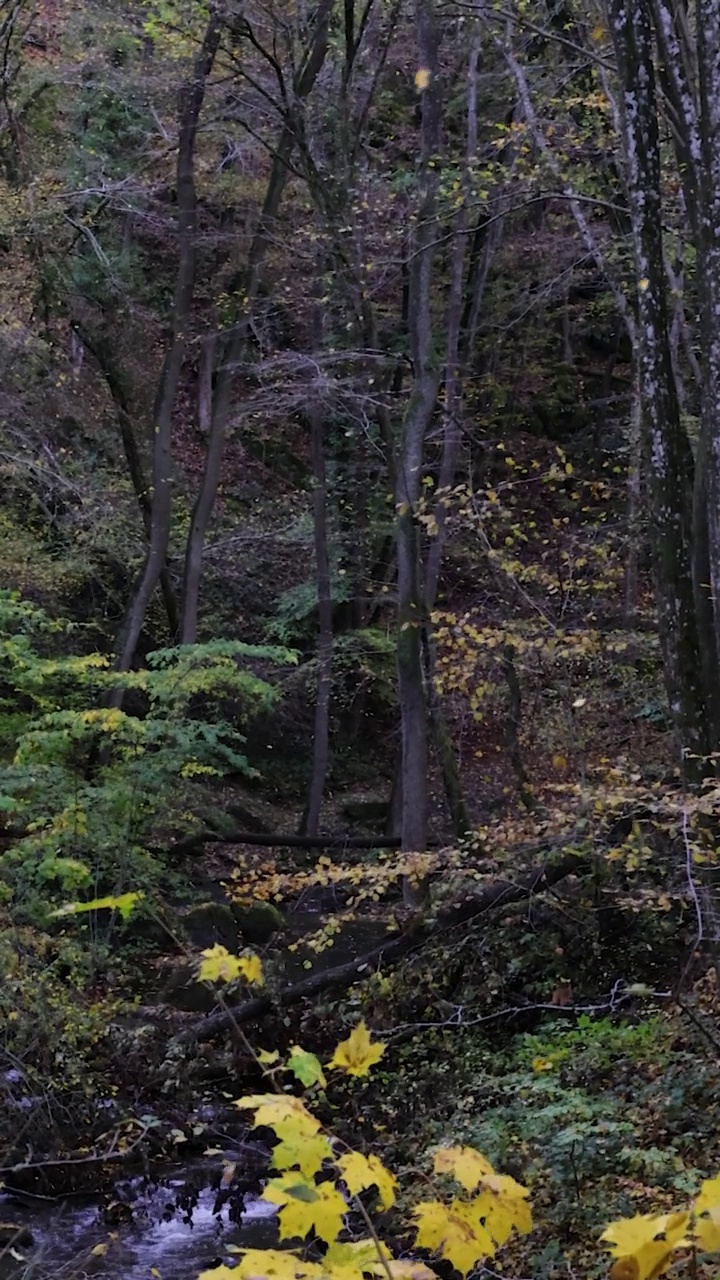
<box><xmin>175</xmin><ymin>852</ymin><xmax>587</xmax><ymax>1044</ymax></box>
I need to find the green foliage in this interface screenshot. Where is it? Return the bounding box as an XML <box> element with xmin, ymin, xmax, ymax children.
<box><xmin>0</xmin><ymin>592</ymin><xmax>295</xmax><ymax>919</ymax></box>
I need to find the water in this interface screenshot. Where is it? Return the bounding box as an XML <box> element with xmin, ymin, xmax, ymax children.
<box><xmin>0</xmin><ymin>1169</ymin><xmax>278</xmax><ymax>1280</ymax></box>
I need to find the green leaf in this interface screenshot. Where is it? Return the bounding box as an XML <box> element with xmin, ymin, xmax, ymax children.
<box><xmin>288</xmin><ymin>1046</ymin><xmax>327</xmax><ymax>1088</ymax></box>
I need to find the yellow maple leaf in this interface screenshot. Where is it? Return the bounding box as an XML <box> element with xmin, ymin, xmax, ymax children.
<box><xmin>327</xmin><ymin>1022</ymin><xmax>386</xmax><ymax>1077</ymax></box>
<box><xmin>222</xmin><ymin>1248</ymin><xmax>323</xmax><ymax>1280</ymax></box>
<box><xmin>472</xmin><ymin>1179</ymin><xmax>532</xmax><ymax>1247</ymax></box>
<box><xmin>433</xmin><ymin>1145</ymin><xmax>495</xmax><ymax>1192</ymax></box>
<box><xmin>324</xmin><ymin>1239</ymin><xmax>382</xmax><ymax>1280</ymax></box>
<box><xmin>413</xmin><ymin>1198</ymin><xmax>495</xmax><ymax>1275</ymax></box>
<box><xmin>601</xmin><ymin>1212</ymin><xmax>688</xmax><ymax>1280</ymax></box>
<box><xmin>373</xmin><ymin>1263</ymin><xmax>437</xmax><ymax>1280</ymax></box>
<box><xmin>272</xmin><ymin>1131</ymin><xmax>333</xmax><ymax>1178</ymax></box>
<box><xmin>198</xmin><ymin>946</ymin><xmax>263</xmax><ymax>986</ymax></box>
<box><xmin>694</xmin><ymin>1172</ymin><xmax>720</xmax><ymax>1250</ymax></box>
<box><xmin>415</xmin><ymin>68</ymin><xmax>431</xmax><ymax>90</ymax></box>
<box><xmin>263</xmin><ymin>1173</ymin><xmax>347</xmax><ymax>1245</ymax></box>
<box><xmin>236</xmin><ymin>1094</ymin><xmax>321</xmax><ymax>1139</ymax></box>
<box><xmin>337</xmin><ymin>1150</ymin><xmax>398</xmax><ymax>1209</ymax></box>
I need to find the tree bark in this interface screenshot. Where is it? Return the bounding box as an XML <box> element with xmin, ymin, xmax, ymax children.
<box><xmin>113</xmin><ymin>15</ymin><xmax>221</xmax><ymax>679</ymax></box>
<box><xmin>74</xmin><ymin>323</ymin><xmax>179</xmax><ymax>638</ymax></box>
<box><xmin>395</xmin><ymin>0</ymin><xmax>443</xmax><ymax>902</ymax></box>
<box><xmin>607</xmin><ymin>0</ymin><xmax>709</xmax><ymax>768</ymax></box>
<box><xmin>301</xmin><ymin>267</ymin><xmax>334</xmax><ymax>837</ymax></box>
<box><xmin>178</xmin><ymin>0</ymin><xmax>335</xmax><ymax>644</ymax></box>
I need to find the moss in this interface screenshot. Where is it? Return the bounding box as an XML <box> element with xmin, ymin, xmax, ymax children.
<box><xmin>232</xmin><ymin>901</ymin><xmax>284</xmax><ymax>944</ymax></box>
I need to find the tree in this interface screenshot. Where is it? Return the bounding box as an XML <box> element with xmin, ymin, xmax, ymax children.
<box><xmin>583</xmin><ymin>0</ymin><xmax>720</xmax><ymax>765</ymax></box>
<box><xmin>113</xmin><ymin>13</ymin><xmax>222</xmax><ymax>680</ymax></box>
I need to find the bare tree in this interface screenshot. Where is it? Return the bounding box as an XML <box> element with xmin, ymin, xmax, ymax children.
<box><xmin>395</xmin><ymin>0</ymin><xmax>443</xmax><ymax>899</ymax></box>
<box><xmin>113</xmin><ymin>14</ymin><xmax>222</xmax><ymax>682</ymax></box>
<box><xmin>178</xmin><ymin>0</ymin><xmax>335</xmax><ymax>644</ymax></box>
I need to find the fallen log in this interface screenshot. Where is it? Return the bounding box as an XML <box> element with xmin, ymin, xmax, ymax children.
<box><xmin>176</xmin><ymin>851</ymin><xmax>587</xmax><ymax>1044</ymax></box>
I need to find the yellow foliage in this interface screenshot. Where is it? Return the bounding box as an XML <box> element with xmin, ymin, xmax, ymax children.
<box><xmin>262</xmin><ymin>1173</ymin><xmax>347</xmax><ymax>1244</ymax></box>
<box><xmin>601</xmin><ymin>1212</ymin><xmax>689</xmax><ymax>1280</ymax></box>
<box><xmin>197</xmin><ymin>946</ymin><xmax>263</xmax><ymax>986</ymax></box>
<box><xmin>237</xmin><ymin>1094</ymin><xmax>322</xmax><ymax>1138</ymax></box>
<box><xmin>693</xmin><ymin>1172</ymin><xmax>720</xmax><ymax>1250</ymax></box>
<box><xmin>472</xmin><ymin>1177</ymin><xmax>532</xmax><ymax>1246</ymax></box>
<box><xmin>430</xmin><ymin>1147</ymin><xmax>531</xmax><ymax>1252</ymax></box>
<box><xmin>323</xmin><ymin>1239</ymin><xmax>384</xmax><ymax>1280</ymax></box>
<box><xmin>413</xmin><ymin>1198</ymin><xmax>495</xmax><ymax>1274</ymax></box>
<box><xmin>271</xmin><ymin>1131</ymin><xmax>333</xmax><ymax>1178</ymax></box>
<box><xmin>50</xmin><ymin>891</ymin><xmax>144</xmax><ymax>920</ymax></box>
<box><xmin>337</xmin><ymin>1150</ymin><xmax>397</xmax><ymax>1209</ymax></box>
<box><xmin>432</xmin><ymin>1145</ymin><xmax>495</xmax><ymax>1192</ymax></box>
<box><xmin>373</xmin><ymin>1262</ymin><xmax>437</xmax><ymax>1280</ymax></box>
<box><xmin>327</xmin><ymin>1022</ymin><xmax>386</xmax><ymax>1077</ymax></box>
<box><xmin>200</xmin><ymin>1250</ymin><xmax>323</xmax><ymax>1280</ymax></box>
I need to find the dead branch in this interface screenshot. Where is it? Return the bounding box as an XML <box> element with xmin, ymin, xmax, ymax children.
<box><xmin>175</xmin><ymin>852</ymin><xmax>587</xmax><ymax>1044</ymax></box>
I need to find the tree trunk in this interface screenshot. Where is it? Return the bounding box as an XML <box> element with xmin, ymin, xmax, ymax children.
<box><xmin>396</xmin><ymin>0</ymin><xmax>443</xmax><ymax>903</ymax></box>
<box><xmin>301</xmin><ymin>268</ymin><xmax>334</xmax><ymax>837</ymax></box>
<box><xmin>178</xmin><ymin>0</ymin><xmax>335</xmax><ymax>644</ymax></box>
<box><xmin>74</xmin><ymin>323</ymin><xmax>179</xmax><ymax>638</ymax></box>
<box><xmin>113</xmin><ymin>15</ymin><xmax>221</xmax><ymax>680</ymax></box>
<box><xmin>607</xmin><ymin>0</ymin><xmax>709</xmax><ymax>768</ymax></box>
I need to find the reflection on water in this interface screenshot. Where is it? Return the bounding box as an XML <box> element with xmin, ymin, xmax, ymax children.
<box><xmin>1</xmin><ymin>1175</ymin><xmax>278</xmax><ymax>1280</ymax></box>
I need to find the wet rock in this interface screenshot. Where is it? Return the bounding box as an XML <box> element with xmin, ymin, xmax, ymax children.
<box><xmin>181</xmin><ymin>902</ymin><xmax>239</xmax><ymax>952</ymax></box>
<box><xmin>231</xmin><ymin>902</ymin><xmax>283</xmax><ymax>945</ymax></box>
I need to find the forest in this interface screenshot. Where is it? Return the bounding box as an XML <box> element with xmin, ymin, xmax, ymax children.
<box><xmin>3</xmin><ymin>0</ymin><xmax>720</xmax><ymax>1275</ymax></box>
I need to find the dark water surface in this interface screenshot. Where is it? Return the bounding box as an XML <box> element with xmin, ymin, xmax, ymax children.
<box><xmin>0</xmin><ymin>1168</ymin><xmax>278</xmax><ymax>1280</ymax></box>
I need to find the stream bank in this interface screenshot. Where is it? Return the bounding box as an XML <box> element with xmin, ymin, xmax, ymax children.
<box><xmin>0</xmin><ymin>1158</ymin><xmax>278</xmax><ymax>1280</ymax></box>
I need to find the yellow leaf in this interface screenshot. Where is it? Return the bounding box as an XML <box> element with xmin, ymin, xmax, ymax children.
<box><xmin>432</xmin><ymin>1146</ymin><xmax>495</xmax><ymax>1192</ymax></box>
<box><xmin>327</xmin><ymin>1022</ymin><xmax>386</xmax><ymax>1077</ymax></box>
<box><xmin>257</xmin><ymin>1049</ymin><xmax>281</xmax><ymax>1065</ymax></box>
<box><xmin>415</xmin><ymin>68</ymin><xmax>431</xmax><ymax>90</ymax></box>
<box><xmin>263</xmin><ymin>1174</ymin><xmax>347</xmax><ymax>1245</ymax></box>
<box><xmin>413</xmin><ymin>1199</ymin><xmax>495</xmax><ymax>1275</ymax></box>
<box><xmin>471</xmin><ymin>1178</ymin><xmax>532</xmax><ymax>1245</ymax></box>
<box><xmin>198</xmin><ymin>946</ymin><xmax>263</xmax><ymax>986</ymax></box>
<box><xmin>236</xmin><ymin>1094</ymin><xmax>322</xmax><ymax>1139</ymax></box>
<box><xmin>375</xmin><ymin>1262</ymin><xmax>437</xmax><ymax>1280</ymax></box>
<box><xmin>91</xmin><ymin>1242</ymin><xmax>108</xmax><ymax>1256</ymax></box>
<box><xmin>218</xmin><ymin>1249</ymin><xmax>323</xmax><ymax>1280</ymax></box>
<box><xmin>337</xmin><ymin>1150</ymin><xmax>398</xmax><ymax>1208</ymax></box>
<box><xmin>601</xmin><ymin>1212</ymin><xmax>688</xmax><ymax>1280</ymax></box>
<box><xmin>638</xmin><ymin>277</ymin><xmax>649</xmax><ymax>292</ymax></box>
<box><xmin>325</xmin><ymin>1239</ymin><xmax>382</xmax><ymax>1280</ymax></box>
<box><xmin>50</xmin><ymin>891</ymin><xmax>144</xmax><ymax>920</ymax></box>
<box><xmin>694</xmin><ymin>1172</ymin><xmax>720</xmax><ymax>1250</ymax></box>
<box><xmin>272</xmin><ymin>1131</ymin><xmax>333</xmax><ymax>1178</ymax></box>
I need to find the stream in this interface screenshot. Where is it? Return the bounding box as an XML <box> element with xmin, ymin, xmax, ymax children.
<box><xmin>0</xmin><ymin>908</ymin><xmax>392</xmax><ymax>1278</ymax></box>
<box><xmin>0</xmin><ymin>1162</ymin><xmax>279</xmax><ymax>1280</ymax></box>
